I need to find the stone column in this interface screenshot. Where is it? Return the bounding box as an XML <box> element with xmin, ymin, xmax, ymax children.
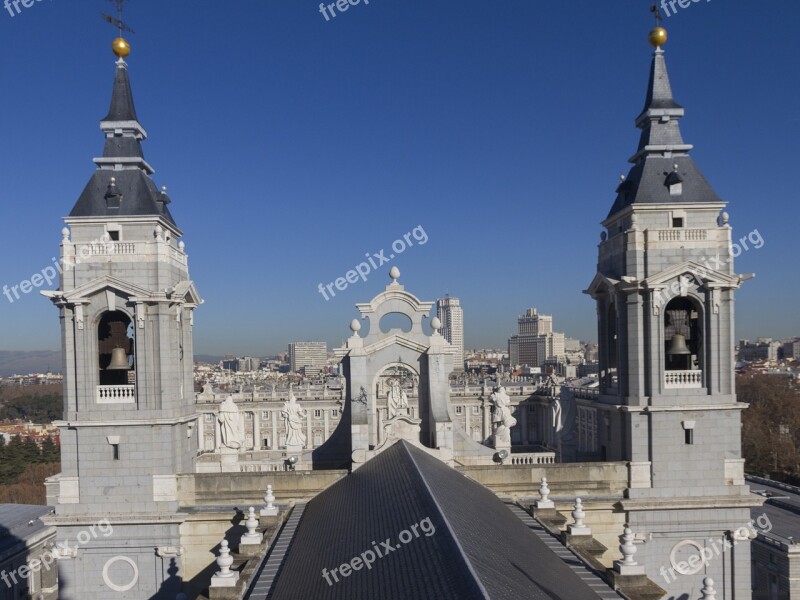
<box><xmin>253</xmin><ymin>410</ymin><xmax>260</xmax><ymax>450</ymax></box>
<box><xmin>272</xmin><ymin>410</ymin><xmax>278</xmax><ymax>449</ymax></box>
<box><xmin>305</xmin><ymin>410</ymin><xmax>312</xmax><ymax>449</ymax></box>
<box><xmin>197</xmin><ymin>414</ymin><xmax>204</xmax><ymax>447</ymax></box>
<box><xmin>214</xmin><ymin>415</ymin><xmax>221</xmax><ymax>449</ymax></box>
<box><xmin>482</xmin><ymin>400</ymin><xmax>491</xmax><ymax>441</ymax></box>
<box><xmin>521</xmin><ymin>402</ymin><xmax>529</xmax><ymax>445</ymax></box>
<box><xmin>324</xmin><ymin>409</ymin><xmax>330</xmax><ymax>440</ymax></box>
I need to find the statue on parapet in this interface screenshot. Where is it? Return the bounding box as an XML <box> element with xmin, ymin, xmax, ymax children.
<box><xmin>281</xmin><ymin>394</ymin><xmax>307</xmax><ymax>448</ymax></box>
<box><xmin>490</xmin><ymin>385</ymin><xmax>517</xmax><ymax>448</ymax></box>
<box><xmin>387</xmin><ymin>378</ymin><xmax>409</xmax><ymax>418</ymax></box>
<box><xmin>218</xmin><ymin>395</ymin><xmax>245</xmax><ymax>450</ymax></box>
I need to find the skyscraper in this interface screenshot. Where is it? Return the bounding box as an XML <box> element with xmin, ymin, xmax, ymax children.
<box><xmin>288</xmin><ymin>342</ymin><xmax>328</xmax><ymax>376</ymax></box>
<box><xmin>436</xmin><ymin>296</ymin><xmax>464</xmax><ymax>371</ymax></box>
<box><xmin>508</xmin><ymin>308</ymin><xmax>565</xmax><ymax>368</ymax></box>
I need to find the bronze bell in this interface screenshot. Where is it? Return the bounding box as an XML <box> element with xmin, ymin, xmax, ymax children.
<box><xmin>107</xmin><ymin>347</ymin><xmax>130</xmax><ymax>370</ymax></box>
<box><xmin>667</xmin><ymin>333</ymin><xmax>691</xmax><ymax>356</ymax></box>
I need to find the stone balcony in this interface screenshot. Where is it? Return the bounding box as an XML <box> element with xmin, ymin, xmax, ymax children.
<box><xmin>664</xmin><ymin>370</ymin><xmax>703</xmax><ymax>389</ymax></box>
<box><xmin>96</xmin><ymin>384</ymin><xmax>136</xmax><ymax>404</ymax></box>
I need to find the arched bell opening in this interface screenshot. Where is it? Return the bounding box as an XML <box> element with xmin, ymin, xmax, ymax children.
<box><xmin>98</xmin><ymin>310</ymin><xmax>134</xmax><ymax>387</ymax></box>
<box><xmin>663</xmin><ymin>297</ymin><xmax>704</xmax><ymax>389</ymax></box>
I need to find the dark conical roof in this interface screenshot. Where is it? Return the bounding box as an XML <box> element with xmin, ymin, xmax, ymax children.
<box><xmin>69</xmin><ymin>58</ymin><xmax>177</xmax><ymax>227</ymax></box>
<box><xmin>102</xmin><ymin>60</ymin><xmax>139</xmax><ymax>122</ymax></box>
<box><xmin>607</xmin><ymin>47</ymin><xmax>722</xmax><ymax>220</ymax></box>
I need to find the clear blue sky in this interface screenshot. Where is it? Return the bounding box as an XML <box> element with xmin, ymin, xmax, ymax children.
<box><xmin>0</xmin><ymin>0</ymin><xmax>797</xmax><ymax>356</ymax></box>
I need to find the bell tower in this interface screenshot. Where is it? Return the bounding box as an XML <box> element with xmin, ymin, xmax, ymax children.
<box><xmin>43</xmin><ymin>35</ymin><xmax>201</xmax><ymax>599</ymax></box>
<box><xmin>584</xmin><ymin>24</ymin><xmax>758</xmax><ymax>598</ymax></box>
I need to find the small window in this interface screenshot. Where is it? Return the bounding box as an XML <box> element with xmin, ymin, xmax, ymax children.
<box><xmin>472</xmin><ymin>406</ymin><xmax>480</xmax><ymax>415</ymax></box>
<box><xmin>314</xmin><ymin>409</ymin><xmax>322</xmax><ymax>418</ymax></box>
<box><xmin>685</xmin><ymin>429</ymin><xmax>694</xmax><ymax>445</ymax></box>
<box><xmin>204</xmin><ymin>413</ymin><xmax>214</xmax><ymax>422</ymax></box>
<box><xmin>672</xmin><ymin>217</ymin><xmax>684</xmax><ymax>228</ymax></box>
<box><xmin>455</xmin><ymin>406</ymin><xmax>463</xmax><ymax>414</ymax></box>
<box><xmin>112</xmin><ymin>444</ymin><xmax>120</xmax><ymax>460</ymax></box>
<box><xmin>108</xmin><ymin>230</ymin><xmax>120</xmax><ymax>241</ymax></box>
<box><xmin>332</xmin><ymin>409</ymin><xmax>339</xmax><ymax>417</ymax></box>
<box><xmin>262</xmin><ymin>411</ymin><xmax>270</xmax><ymax>419</ymax></box>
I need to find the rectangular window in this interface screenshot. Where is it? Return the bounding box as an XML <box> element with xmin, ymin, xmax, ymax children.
<box><xmin>112</xmin><ymin>444</ymin><xmax>120</xmax><ymax>460</ymax></box>
<box><xmin>262</xmin><ymin>411</ymin><xmax>270</xmax><ymax>419</ymax></box>
<box><xmin>314</xmin><ymin>409</ymin><xmax>322</xmax><ymax>418</ymax></box>
<box><xmin>108</xmin><ymin>230</ymin><xmax>120</xmax><ymax>241</ymax></box>
<box><xmin>472</xmin><ymin>406</ymin><xmax>480</xmax><ymax>415</ymax></box>
<box><xmin>672</xmin><ymin>217</ymin><xmax>684</xmax><ymax>228</ymax></box>
<box><xmin>455</xmin><ymin>406</ymin><xmax>463</xmax><ymax>414</ymax></box>
<box><xmin>332</xmin><ymin>409</ymin><xmax>339</xmax><ymax>417</ymax></box>
<box><xmin>685</xmin><ymin>429</ymin><xmax>694</xmax><ymax>445</ymax></box>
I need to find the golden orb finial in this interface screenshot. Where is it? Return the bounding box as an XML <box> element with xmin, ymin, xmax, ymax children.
<box><xmin>648</xmin><ymin>27</ymin><xmax>668</xmax><ymax>48</ymax></box>
<box><xmin>112</xmin><ymin>37</ymin><xmax>131</xmax><ymax>58</ymax></box>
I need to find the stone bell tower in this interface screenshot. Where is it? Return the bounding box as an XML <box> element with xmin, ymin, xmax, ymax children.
<box><xmin>584</xmin><ymin>26</ymin><xmax>758</xmax><ymax>599</ymax></box>
<box><xmin>42</xmin><ymin>37</ymin><xmax>201</xmax><ymax>599</ymax></box>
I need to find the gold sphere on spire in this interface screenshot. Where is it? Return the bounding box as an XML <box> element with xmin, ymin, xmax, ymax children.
<box><xmin>648</xmin><ymin>27</ymin><xmax>668</xmax><ymax>48</ymax></box>
<box><xmin>112</xmin><ymin>37</ymin><xmax>131</xmax><ymax>58</ymax></box>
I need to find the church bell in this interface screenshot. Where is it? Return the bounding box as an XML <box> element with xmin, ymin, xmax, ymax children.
<box><xmin>667</xmin><ymin>333</ymin><xmax>691</xmax><ymax>356</ymax></box>
<box><xmin>107</xmin><ymin>347</ymin><xmax>130</xmax><ymax>370</ymax></box>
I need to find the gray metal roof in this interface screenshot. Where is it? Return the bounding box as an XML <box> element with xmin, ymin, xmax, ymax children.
<box><xmin>0</xmin><ymin>504</ymin><xmax>53</xmax><ymax>558</ymax></box>
<box><xmin>607</xmin><ymin>48</ymin><xmax>722</xmax><ymax>219</ymax></box>
<box><xmin>69</xmin><ymin>60</ymin><xmax>177</xmax><ymax>227</ymax></box>
<box><xmin>268</xmin><ymin>440</ymin><xmax>608</xmax><ymax>600</ymax></box>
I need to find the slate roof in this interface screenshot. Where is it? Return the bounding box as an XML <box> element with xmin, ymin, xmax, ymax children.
<box><xmin>0</xmin><ymin>504</ymin><xmax>53</xmax><ymax>559</ymax></box>
<box><xmin>69</xmin><ymin>59</ymin><xmax>177</xmax><ymax>227</ymax></box>
<box><xmin>268</xmin><ymin>440</ymin><xmax>607</xmax><ymax>600</ymax></box>
<box><xmin>607</xmin><ymin>48</ymin><xmax>722</xmax><ymax>219</ymax></box>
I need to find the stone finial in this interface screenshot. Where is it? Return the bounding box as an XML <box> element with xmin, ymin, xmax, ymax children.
<box><xmin>701</xmin><ymin>577</ymin><xmax>716</xmax><ymax>600</ymax></box>
<box><xmin>155</xmin><ymin>224</ymin><xmax>164</xmax><ymax>242</ymax></box>
<box><xmin>572</xmin><ymin>498</ymin><xmax>585</xmax><ymax>527</ymax></box>
<box><xmin>350</xmin><ymin>318</ymin><xmax>361</xmax><ymax>335</ymax></box>
<box><xmin>61</xmin><ymin>227</ymin><xmax>71</xmax><ymax>242</ymax></box>
<box><xmin>178</xmin><ymin>240</ymin><xmax>185</xmax><ymax>252</ymax></box>
<box><xmin>720</xmin><ymin>211</ymin><xmax>730</xmax><ymax>226</ymax></box>
<box><xmin>614</xmin><ymin>525</ymin><xmax>646</xmax><ymax>575</ymax></box>
<box><xmin>430</xmin><ymin>316</ymin><xmax>442</xmax><ymax>333</ymax></box>
<box><xmin>215</xmin><ymin>540</ymin><xmax>234</xmax><ymax>577</ymax></box>
<box><xmin>567</xmin><ymin>497</ymin><xmax>592</xmax><ymax>536</ymax></box>
<box><xmin>389</xmin><ymin>266</ymin><xmax>400</xmax><ymax>283</ymax></box>
<box><xmin>260</xmin><ymin>484</ymin><xmax>278</xmax><ymax>517</ymax></box>
<box><xmin>210</xmin><ymin>539</ymin><xmax>239</xmax><ymax>588</ymax></box>
<box><xmin>240</xmin><ymin>506</ymin><xmax>263</xmax><ymax>549</ymax></box>
<box><xmin>245</xmin><ymin>507</ymin><xmax>259</xmax><ymax>538</ymax></box>
<box><xmin>535</xmin><ymin>476</ymin><xmax>554</xmax><ymax>509</ymax></box>
<box><xmin>619</xmin><ymin>527</ymin><xmax>637</xmax><ymax>565</ymax></box>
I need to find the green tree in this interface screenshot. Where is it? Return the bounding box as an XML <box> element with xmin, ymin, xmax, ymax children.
<box><xmin>40</xmin><ymin>436</ymin><xmax>59</xmax><ymax>463</ymax></box>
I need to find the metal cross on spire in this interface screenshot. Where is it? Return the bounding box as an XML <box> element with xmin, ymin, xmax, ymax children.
<box><xmin>101</xmin><ymin>0</ymin><xmax>135</xmax><ymax>37</ymax></box>
<box><xmin>650</xmin><ymin>3</ymin><xmax>663</xmax><ymax>27</ymax></box>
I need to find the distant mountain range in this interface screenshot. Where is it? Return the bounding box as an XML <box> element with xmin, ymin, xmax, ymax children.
<box><xmin>0</xmin><ymin>351</ymin><xmax>62</xmax><ymax>377</ymax></box>
<box><xmin>0</xmin><ymin>351</ymin><xmax>227</xmax><ymax>377</ymax></box>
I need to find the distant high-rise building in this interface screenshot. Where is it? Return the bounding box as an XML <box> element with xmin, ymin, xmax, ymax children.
<box><xmin>289</xmin><ymin>342</ymin><xmax>327</xmax><ymax>375</ymax></box>
<box><xmin>508</xmin><ymin>308</ymin><xmax>565</xmax><ymax>368</ymax></box>
<box><xmin>436</xmin><ymin>296</ymin><xmax>464</xmax><ymax>370</ymax></box>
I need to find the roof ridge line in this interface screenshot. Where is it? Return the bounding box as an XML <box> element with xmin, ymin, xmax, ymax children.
<box><xmin>399</xmin><ymin>441</ymin><xmax>492</xmax><ymax>600</ymax></box>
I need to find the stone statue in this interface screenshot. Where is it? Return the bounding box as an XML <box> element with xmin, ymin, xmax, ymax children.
<box><xmin>281</xmin><ymin>394</ymin><xmax>307</xmax><ymax>448</ymax></box>
<box><xmin>218</xmin><ymin>396</ymin><xmax>245</xmax><ymax>450</ymax></box>
<box><xmin>490</xmin><ymin>385</ymin><xmax>517</xmax><ymax>447</ymax></box>
<box><xmin>387</xmin><ymin>378</ymin><xmax>409</xmax><ymax>418</ymax></box>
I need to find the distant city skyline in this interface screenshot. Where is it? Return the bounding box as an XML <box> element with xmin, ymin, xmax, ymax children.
<box><xmin>0</xmin><ymin>1</ymin><xmax>797</xmax><ymax>356</ymax></box>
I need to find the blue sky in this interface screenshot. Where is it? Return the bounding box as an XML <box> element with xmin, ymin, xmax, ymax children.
<box><xmin>0</xmin><ymin>0</ymin><xmax>797</xmax><ymax>356</ymax></box>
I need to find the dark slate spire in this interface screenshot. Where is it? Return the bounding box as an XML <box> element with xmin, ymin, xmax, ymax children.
<box><xmin>102</xmin><ymin>59</ymin><xmax>139</xmax><ymax>122</ymax></box>
<box><xmin>607</xmin><ymin>37</ymin><xmax>721</xmax><ymax>219</ymax></box>
<box><xmin>70</xmin><ymin>55</ymin><xmax>177</xmax><ymax>227</ymax></box>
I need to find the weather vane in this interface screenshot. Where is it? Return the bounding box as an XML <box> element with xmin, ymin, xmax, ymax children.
<box><xmin>101</xmin><ymin>0</ymin><xmax>135</xmax><ymax>38</ymax></box>
<box><xmin>650</xmin><ymin>3</ymin><xmax>662</xmax><ymax>27</ymax></box>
